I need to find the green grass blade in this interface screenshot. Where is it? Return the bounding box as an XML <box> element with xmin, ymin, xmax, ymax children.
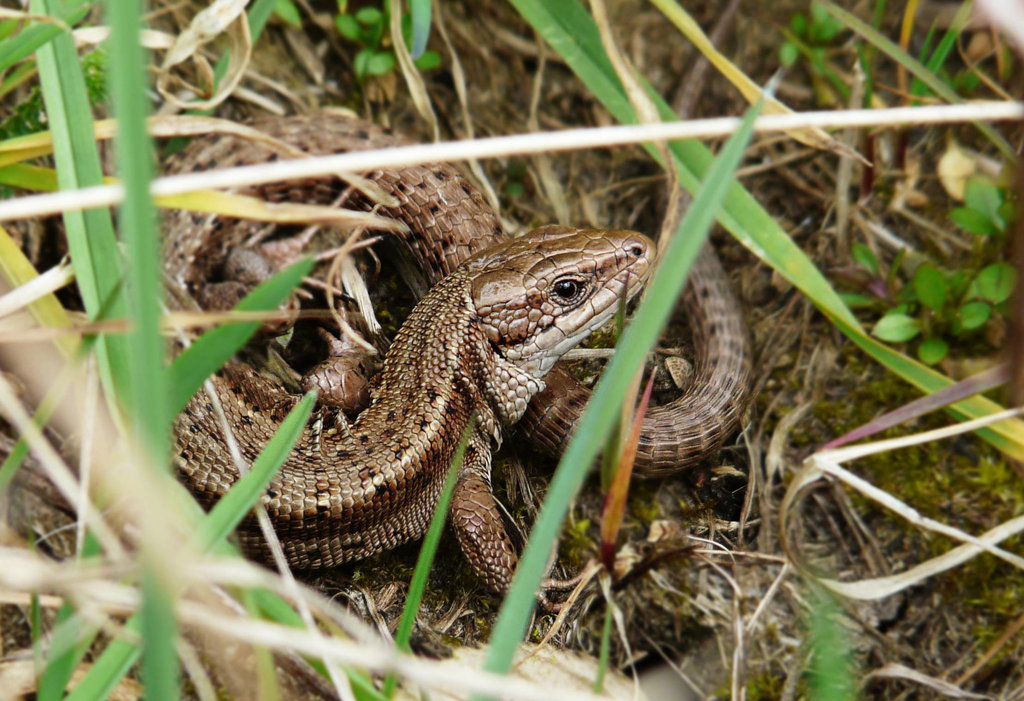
<box><xmin>105</xmin><ymin>0</ymin><xmax>174</xmax><ymax>692</ymax></box>
<box><xmin>37</xmin><ymin>535</ymin><xmax>102</xmax><ymax>701</ymax></box>
<box><xmin>193</xmin><ymin>391</ymin><xmax>315</xmax><ymax>548</ymax></box>
<box><xmin>511</xmin><ymin>0</ymin><xmax>1024</xmax><ymax>458</ymax></box>
<box><xmin>382</xmin><ymin>417</ymin><xmax>474</xmax><ymax>698</ymax></box>
<box><xmin>819</xmin><ymin>0</ymin><xmax>1013</xmax><ymax>160</ymax></box>
<box><xmin>140</xmin><ymin>574</ymin><xmax>179</xmax><ymax>699</ymax></box>
<box><xmin>31</xmin><ymin>0</ymin><xmax>129</xmax><ymax>402</ymax></box>
<box><xmin>247</xmin><ymin>0</ymin><xmax>280</xmax><ymax>39</ymax></box>
<box><xmin>806</xmin><ymin>586</ymin><xmax>856</xmax><ymax>701</ymax></box>
<box><xmin>68</xmin><ymin>393</ymin><xmax>315</xmax><ymax>699</ymax></box>
<box><xmin>38</xmin><ymin>607</ymin><xmax>96</xmax><ymax>701</ymax></box>
<box><xmin>166</xmin><ymin>257</ymin><xmax>314</xmax><ymax>416</ymax></box>
<box><xmin>408</xmin><ymin>0</ymin><xmax>431</xmax><ymax>58</ymax></box>
<box><xmin>0</xmin><ymin>162</ymin><xmax>60</xmax><ymax>191</ymax></box>
<box><xmin>106</xmin><ymin>0</ymin><xmax>164</xmax><ymax>452</ymax></box>
<box><xmin>911</xmin><ymin>2</ymin><xmax>971</xmax><ymax>99</ymax></box>
<box><xmin>64</xmin><ymin>627</ymin><xmax>140</xmax><ymax>701</ymax></box>
<box><xmin>0</xmin><ymin>3</ymin><xmax>90</xmax><ymax>73</ymax></box>
<box><xmin>480</xmin><ymin>92</ymin><xmax>764</xmax><ymax>683</ymax></box>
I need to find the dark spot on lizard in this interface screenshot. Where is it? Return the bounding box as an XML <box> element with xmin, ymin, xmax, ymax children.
<box><xmin>359</xmin><ymin>434</ymin><xmax>369</xmax><ymax>444</ymax></box>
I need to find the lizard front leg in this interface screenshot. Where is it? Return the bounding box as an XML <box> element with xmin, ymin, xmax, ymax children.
<box><xmin>450</xmin><ymin>429</ymin><xmax>517</xmax><ymax>593</ymax></box>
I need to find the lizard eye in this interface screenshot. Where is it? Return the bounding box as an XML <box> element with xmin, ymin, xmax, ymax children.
<box><xmin>551</xmin><ymin>276</ymin><xmax>587</xmax><ymax>305</ymax></box>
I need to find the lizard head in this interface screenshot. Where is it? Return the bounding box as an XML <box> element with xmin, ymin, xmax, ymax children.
<box><xmin>467</xmin><ymin>225</ymin><xmax>654</xmax><ymax>379</ymax></box>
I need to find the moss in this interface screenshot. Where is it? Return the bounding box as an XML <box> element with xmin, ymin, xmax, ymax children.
<box><xmin>768</xmin><ymin>336</ymin><xmax>1024</xmax><ymax>669</ymax></box>
<box><xmin>743</xmin><ymin>671</ymin><xmax>786</xmax><ymax>701</ymax></box>
<box><xmin>559</xmin><ymin>516</ymin><xmax>597</xmax><ymax>568</ymax></box>
<box><xmin>627</xmin><ymin>480</ymin><xmax>662</xmax><ymax>526</ymax></box>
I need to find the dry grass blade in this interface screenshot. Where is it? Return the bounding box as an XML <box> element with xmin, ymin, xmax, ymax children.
<box><xmin>156</xmin><ymin>0</ymin><xmax>252</xmax><ymax>111</ymax></box>
<box><xmin>782</xmin><ymin>408</ymin><xmax>1024</xmax><ymax>600</ymax></box>
<box><xmin>651</xmin><ymin>0</ymin><xmax>866</xmax><ymax>163</ymax></box>
<box><xmin>1</xmin><ymin>102</ymin><xmax>1020</xmax><ymax>222</ymax></box>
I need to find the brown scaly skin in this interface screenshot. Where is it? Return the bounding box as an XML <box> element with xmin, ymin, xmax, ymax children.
<box><xmin>175</xmin><ymin>227</ymin><xmax>652</xmax><ymax>591</ymax></box>
<box><xmin>164</xmin><ymin>111</ymin><xmax>752</xmax><ymax>589</ymax></box>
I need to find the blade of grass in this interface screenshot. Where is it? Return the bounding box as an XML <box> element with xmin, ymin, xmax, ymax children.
<box><xmin>653</xmin><ymin>0</ymin><xmax>857</xmax><ymax>156</ymax></box>
<box><xmin>0</xmin><ymin>162</ymin><xmax>390</xmax><ymax>229</ymax></box>
<box><xmin>511</xmin><ymin>0</ymin><xmax>1024</xmax><ymax>459</ymax></box>
<box><xmin>0</xmin><ymin>2</ymin><xmax>90</xmax><ymax>73</ymax></box>
<box><xmin>167</xmin><ymin>257</ymin><xmax>314</xmax><ymax>416</ymax></box>
<box><xmin>139</xmin><ymin>574</ymin><xmax>178</xmax><ymax>699</ymax></box>
<box><xmin>479</xmin><ymin>89</ymin><xmax>764</xmax><ymax>686</ymax></box>
<box><xmin>66</xmin><ymin>393</ymin><xmax>316</xmax><ymax>700</ymax></box>
<box><xmin>192</xmin><ymin>391</ymin><xmax>315</xmax><ymax>548</ymax></box>
<box><xmin>0</xmin><ymin>222</ymin><xmax>75</xmax><ymax>355</ymax></box>
<box><xmin>31</xmin><ymin>0</ymin><xmax>129</xmax><ymax>404</ymax></box>
<box><xmin>592</xmin><ymin>603</ymin><xmax>613</xmax><ymax>693</ymax></box>
<box><xmin>911</xmin><ymin>1</ymin><xmax>972</xmax><ymax>100</ymax></box>
<box><xmin>819</xmin><ymin>0</ymin><xmax>1014</xmax><ymax>160</ymax></box>
<box><xmin>106</xmin><ymin>0</ymin><xmax>175</xmax><ymax>692</ymax></box>
<box><xmin>106</xmin><ymin>0</ymin><xmax>164</xmax><ymax>449</ymax></box>
<box><xmin>382</xmin><ymin>417</ymin><xmax>475</xmax><ymax>699</ymax></box>
<box><xmin>37</xmin><ymin>535</ymin><xmax>103</xmax><ymax>701</ymax></box>
<box><xmin>599</xmin><ymin>371</ymin><xmax>654</xmax><ymax>571</ymax></box>
<box><xmin>408</xmin><ymin>0</ymin><xmax>431</xmax><ymax>58</ymax></box>
<box><xmin>806</xmin><ymin>586</ymin><xmax>856</xmax><ymax>701</ymax></box>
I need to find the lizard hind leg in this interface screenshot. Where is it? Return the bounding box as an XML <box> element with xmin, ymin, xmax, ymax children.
<box><xmin>450</xmin><ymin>431</ymin><xmax>518</xmax><ymax>594</ymax></box>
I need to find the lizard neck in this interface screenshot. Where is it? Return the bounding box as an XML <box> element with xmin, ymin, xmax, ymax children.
<box><xmin>358</xmin><ymin>270</ymin><xmax>544</xmax><ymax>448</ymax></box>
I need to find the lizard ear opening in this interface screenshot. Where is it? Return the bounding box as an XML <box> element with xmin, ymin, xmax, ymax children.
<box><xmin>470</xmin><ymin>269</ymin><xmax>527</xmax><ymax>316</ymax></box>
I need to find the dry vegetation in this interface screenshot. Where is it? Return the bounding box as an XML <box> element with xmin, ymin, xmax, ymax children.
<box><xmin>0</xmin><ymin>0</ymin><xmax>1022</xmax><ymax>699</ymax></box>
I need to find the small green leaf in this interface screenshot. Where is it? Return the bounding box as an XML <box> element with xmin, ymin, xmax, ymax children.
<box><xmin>894</xmin><ymin>284</ymin><xmax>917</xmax><ymax>304</ymax></box>
<box><xmin>815</xmin><ymin>15</ymin><xmax>843</xmax><ymax>42</ymax></box>
<box><xmin>974</xmin><ymin>262</ymin><xmax>1015</xmax><ymax>304</ymax></box>
<box><xmin>413</xmin><ymin>49</ymin><xmax>441</xmax><ymax>71</ymax></box>
<box><xmin>873</xmin><ymin>312</ymin><xmax>921</xmax><ymax>343</ymax></box>
<box><xmin>364</xmin><ymin>50</ymin><xmax>396</xmax><ymax>76</ymax></box>
<box><xmin>810</xmin><ymin>2</ymin><xmax>828</xmax><ymax>28</ymax></box>
<box><xmin>958</xmin><ymin>301</ymin><xmax>991</xmax><ymax>330</ymax></box>
<box><xmin>838</xmin><ymin>292</ymin><xmax>875</xmax><ymax>309</ymax></box>
<box><xmin>997</xmin><ymin>200</ymin><xmax>1015</xmax><ymax>228</ymax></box>
<box><xmin>950</xmin><ymin>207</ymin><xmax>1000</xmax><ymax>236</ymax></box>
<box><xmin>355</xmin><ymin>6</ymin><xmax>384</xmax><ymax>25</ymax></box>
<box><xmin>779</xmin><ymin>41</ymin><xmax>799</xmax><ymax>67</ymax></box>
<box><xmin>273</xmin><ymin>0</ymin><xmax>301</xmax><ymax>27</ymax></box>
<box><xmin>963</xmin><ymin>176</ymin><xmax>1003</xmax><ymax>224</ymax></box>
<box><xmin>912</xmin><ymin>263</ymin><xmax>946</xmax><ymax>311</ymax></box>
<box><xmin>851</xmin><ymin>242</ymin><xmax>879</xmax><ymax>275</ymax></box>
<box><xmin>917</xmin><ymin>337</ymin><xmax>948</xmax><ymax>365</ymax></box>
<box><xmin>353</xmin><ymin>48</ymin><xmax>372</xmax><ymax>78</ymax></box>
<box><xmin>791</xmin><ymin>12</ymin><xmax>807</xmax><ymax>36</ymax></box>
<box><xmin>334</xmin><ymin>14</ymin><xmax>362</xmax><ymax>41</ymax></box>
